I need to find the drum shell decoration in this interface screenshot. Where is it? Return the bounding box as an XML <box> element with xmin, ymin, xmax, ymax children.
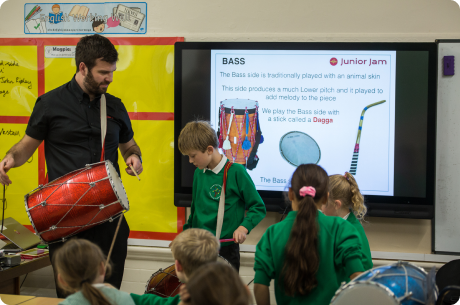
<box><xmin>24</xmin><ymin>161</ymin><xmax>128</xmax><ymax>243</ymax></box>
<box><xmin>219</xmin><ymin>99</ymin><xmax>262</xmax><ymax>169</ymax></box>
<box><xmin>222</xmin><ymin>109</ymin><xmax>257</xmax><ymax>163</ymax></box>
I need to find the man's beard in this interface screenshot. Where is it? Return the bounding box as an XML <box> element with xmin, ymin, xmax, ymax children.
<box><xmin>83</xmin><ymin>70</ymin><xmax>110</xmax><ymax>96</ymax></box>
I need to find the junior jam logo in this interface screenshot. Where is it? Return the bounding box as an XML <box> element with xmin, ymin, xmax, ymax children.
<box><xmin>330</xmin><ymin>58</ymin><xmax>338</xmax><ymax>66</ymax></box>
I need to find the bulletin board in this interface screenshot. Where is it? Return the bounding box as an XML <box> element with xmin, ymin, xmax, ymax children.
<box><xmin>0</xmin><ymin>37</ymin><xmax>185</xmax><ymax>243</ymax></box>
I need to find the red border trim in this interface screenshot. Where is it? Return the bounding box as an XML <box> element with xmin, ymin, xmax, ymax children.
<box><xmin>0</xmin><ymin>116</ymin><xmax>29</xmax><ymax>124</ymax></box>
<box><xmin>128</xmin><ymin>112</ymin><xmax>174</xmax><ymax>121</ymax></box>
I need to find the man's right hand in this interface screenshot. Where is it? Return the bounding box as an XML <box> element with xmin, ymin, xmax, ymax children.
<box><xmin>0</xmin><ymin>156</ymin><xmax>15</xmax><ymax>186</ymax></box>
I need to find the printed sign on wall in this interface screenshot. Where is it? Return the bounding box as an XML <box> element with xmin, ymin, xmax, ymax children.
<box><xmin>24</xmin><ymin>2</ymin><xmax>147</xmax><ymax>34</ymax></box>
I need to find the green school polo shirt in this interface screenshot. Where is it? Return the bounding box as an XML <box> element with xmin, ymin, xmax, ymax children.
<box><xmin>254</xmin><ymin>211</ymin><xmax>364</xmax><ymax>305</ymax></box>
<box><xmin>130</xmin><ymin>293</ymin><xmax>179</xmax><ymax>305</ymax></box>
<box><xmin>347</xmin><ymin>213</ymin><xmax>373</xmax><ymax>270</ymax></box>
<box><xmin>182</xmin><ymin>159</ymin><xmax>266</xmax><ymax>246</ymax></box>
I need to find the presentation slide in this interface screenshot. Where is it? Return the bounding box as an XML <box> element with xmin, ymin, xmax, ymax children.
<box><xmin>210</xmin><ymin>50</ymin><xmax>396</xmax><ymax>195</ymax></box>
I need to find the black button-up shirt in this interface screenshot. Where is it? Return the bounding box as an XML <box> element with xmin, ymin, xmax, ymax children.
<box><xmin>26</xmin><ymin>76</ymin><xmax>134</xmax><ymax>181</ymax></box>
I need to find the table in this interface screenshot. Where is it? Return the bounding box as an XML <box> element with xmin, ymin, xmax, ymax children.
<box><xmin>0</xmin><ymin>294</ymin><xmax>35</xmax><ymax>305</ymax></box>
<box><xmin>20</xmin><ymin>297</ymin><xmax>64</xmax><ymax>304</ymax></box>
<box><xmin>0</xmin><ymin>295</ymin><xmax>64</xmax><ymax>305</ymax></box>
<box><xmin>0</xmin><ymin>255</ymin><xmax>51</xmax><ymax>295</ymax></box>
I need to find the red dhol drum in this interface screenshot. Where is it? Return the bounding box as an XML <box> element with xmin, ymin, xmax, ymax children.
<box><xmin>144</xmin><ymin>256</ymin><xmax>232</xmax><ymax>297</ymax></box>
<box><xmin>24</xmin><ymin>161</ymin><xmax>129</xmax><ymax>243</ymax></box>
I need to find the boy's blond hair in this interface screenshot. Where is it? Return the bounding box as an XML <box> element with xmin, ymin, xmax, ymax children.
<box><xmin>178</xmin><ymin>120</ymin><xmax>219</xmax><ymax>154</ymax></box>
<box><xmin>171</xmin><ymin>228</ymin><xmax>220</xmax><ymax>276</ymax></box>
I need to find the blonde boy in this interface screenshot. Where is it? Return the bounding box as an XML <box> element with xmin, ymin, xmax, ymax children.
<box><xmin>130</xmin><ymin>228</ymin><xmax>220</xmax><ymax>305</ymax></box>
<box><xmin>178</xmin><ymin>120</ymin><xmax>266</xmax><ymax>271</ymax></box>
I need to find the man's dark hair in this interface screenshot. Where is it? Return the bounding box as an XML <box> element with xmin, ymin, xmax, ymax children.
<box><xmin>92</xmin><ymin>20</ymin><xmax>105</xmax><ymax>30</ymax></box>
<box><xmin>75</xmin><ymin>35</ymin><xmax>118</xmax><ymax>73</ymax></box>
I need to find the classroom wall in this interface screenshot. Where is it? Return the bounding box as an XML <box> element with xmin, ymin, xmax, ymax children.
<box><xmin>3</xmin><ymin>0</ymin><xmax>459</xmax><ymax>302</ymax></box>
<box><xmin>1</xmin><ymin>0</ymin><xmax>459</xmax><ymax>276</ymax></box>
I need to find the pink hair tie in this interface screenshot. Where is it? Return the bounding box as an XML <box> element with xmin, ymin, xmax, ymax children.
<box><xmin>299</xmin><ymin>186</ymin><xmax>316</xmax><ymax>198</ymax></box>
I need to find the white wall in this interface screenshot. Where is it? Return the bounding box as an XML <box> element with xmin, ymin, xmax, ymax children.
<box><xmin>2</xmin><ymin>0</ymin><xmax>460</xmax><ymax>41</ymax></box>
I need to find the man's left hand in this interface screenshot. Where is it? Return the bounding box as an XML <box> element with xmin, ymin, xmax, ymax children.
<box><xmin>125</xmin><ymin>154</ymin><xmax>143</xmax><ymax>176</ymax></box>
<box><xmin>233</xmin><ymin>226</ymin><xmax>248</xmax><ymax>244</ymax></box>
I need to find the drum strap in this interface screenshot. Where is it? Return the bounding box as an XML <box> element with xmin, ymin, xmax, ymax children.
<box><xmin>216</xmin><ymin>161</ymin><xmax>232</xmax><ymax>240</ymax></box>
<box><xmin>100</xmin><ymin>94</ymin><xmax>107</xmax><ymax>161</ymax></box>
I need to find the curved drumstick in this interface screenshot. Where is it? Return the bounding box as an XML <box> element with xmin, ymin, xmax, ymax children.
<box><xmin>349</xmin><ymin>100</ymin><xmax>386</xmax><ymax>175</ymax></box>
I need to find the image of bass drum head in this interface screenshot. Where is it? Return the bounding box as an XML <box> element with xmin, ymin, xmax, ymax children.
<box><xmin>279</xmin><ymin>131</ymin><xmax>321</xmax><ymax>166</ymax></box>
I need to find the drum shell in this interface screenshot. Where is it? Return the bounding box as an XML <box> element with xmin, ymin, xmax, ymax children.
<box><xmin>144</xmin><ymin>255</ymin><xmax>233</xmax><ymax>297</ymax></box>
<box><xmin>25</xmin><ymin>161</ymin><xmax>126</xmax><ymax>243</ymax></box>
<box><xmin>145</xmin><ymin>264</ymin><xmax>182</xmax><ymax>298</ymax></box>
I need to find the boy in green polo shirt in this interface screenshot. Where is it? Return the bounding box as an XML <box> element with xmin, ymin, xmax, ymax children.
<box><xmin>130</xmin><ymin>228</ymin><xmax>220</xmax><ymax>305</ymax></box>
<box><xmin>178</xmin><ymin>120</ymin><xmax>266</xmax><ymax>271</ymax></box>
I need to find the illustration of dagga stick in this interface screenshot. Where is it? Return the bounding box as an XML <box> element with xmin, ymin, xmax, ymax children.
<box><xmin>223</xmin><ymin>111</ymin><xmax>234</xmax><ymax>150</ymax></box>
<box><xmin>349</xmin><ymin>100</ymin><xmax>386</xmax><ymax>175</ymax></box>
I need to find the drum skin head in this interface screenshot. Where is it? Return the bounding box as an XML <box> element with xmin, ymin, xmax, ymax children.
<box><xmin>279</xmin><ymin>131</ymin><xmax>321</xmax><ymax>166</ymax></box>
<box><xmin>105</xmin><ymin>161</ymin><xmax>129</xmax><ymax>210</ymax></box>
<box><xmin>331</xmin><ymin>282</ymin><xmax>399</xmax><ymax>305</ymax></box>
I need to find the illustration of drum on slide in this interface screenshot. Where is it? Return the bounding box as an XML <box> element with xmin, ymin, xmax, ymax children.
<box><xmin>24</xmin><ymin>161</ymin><xmax>129</xmax><ymax>243</ymax></box>
<box><xmin>349</xmin><ymin>100</ymin><xmax>386</xmax><ymax>175</ymax></box>
<box><xmin>218</xmin><ymin>99</ymin><xmax>263</xmax><ymax>170</ymax></box>
<box><xmin>279</xmin><ymin>131</ymin><xmax>321</xmax><ymax>166</ymax></box>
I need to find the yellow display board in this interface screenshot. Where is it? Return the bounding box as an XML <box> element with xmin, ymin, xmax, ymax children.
<box><xmin>0</xmin><ymin>38</ymin><xmax>183</xmax><ymax>241</ymax></box>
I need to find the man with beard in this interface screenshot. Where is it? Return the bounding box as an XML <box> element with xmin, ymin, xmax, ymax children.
<box><xmin>0</xmin><ymin>34</ymin><xmax>142</xmax><ymax>297</ymax></box>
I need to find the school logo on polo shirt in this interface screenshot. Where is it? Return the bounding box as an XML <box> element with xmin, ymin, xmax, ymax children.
<box><xmin>209</xmin><ymin>184</ymin><xmax>222</xmax><ymax>200</ymax></box>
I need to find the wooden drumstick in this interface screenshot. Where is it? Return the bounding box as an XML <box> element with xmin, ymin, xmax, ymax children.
<box><xmin>129</xmin><ymin>165</ymin><xmax>140</xmax><ymax>181</ymax></box>
<box><xmin>105</xmin><ymin>214</ymin><xmax>124</xmax><ymax>271</ymax></box>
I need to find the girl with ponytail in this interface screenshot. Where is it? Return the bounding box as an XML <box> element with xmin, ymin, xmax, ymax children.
<box><xmin>322</xmin><ymin>172</ymin><xmax>373</xmax><ymax>273</ymax></box>
<box><xmin>54</xmin><ymin>239</ymin><xmax>135</xmax><ymax>305</ymax></box>
<box><xmin>253</xmin><ymin>164</ymin><xmax>364</xmax><ymax>305</ymax></box>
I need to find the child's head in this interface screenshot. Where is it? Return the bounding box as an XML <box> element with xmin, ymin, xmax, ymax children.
<box><xmin>283</xmin><ymin>164</ymin><xmax>329</xmax><ymax>296</ymax></box>
<box><xmin>323</xmin><ymin>172</ymin><xmax>366</xmax><ymax>220</ymax></box>
<box><xmin>178</xmin><ymin>120</ymin><xmax>219</xmax><ymax>170</ymax></box>
<box><xmin>170</xmin><ymin>228</ymin><xmax>220</xmax><ymax>282</ymax></box>
<box><xmin>288</xmin><ymin>163</ymin><xmax>329</xmax><ymax>208</ymax></box>
<box><xmin>183</xmin><ymin>262</ymin><xmax>251</xmax><ymax>305</ymax></box>
<box><xmin>54</xmin><ymin>239</ymin><xmax>112</xmax><ymax>305</ymax></box>
<box><xmin>52</xmin><ymin>4</ymin><xmax>60</xmax><ymax>14</ymax></box>
<box><xmin>92</xmin><ymin>20</ymin><xmax>105</xmax><ymax>33</ymax></box>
